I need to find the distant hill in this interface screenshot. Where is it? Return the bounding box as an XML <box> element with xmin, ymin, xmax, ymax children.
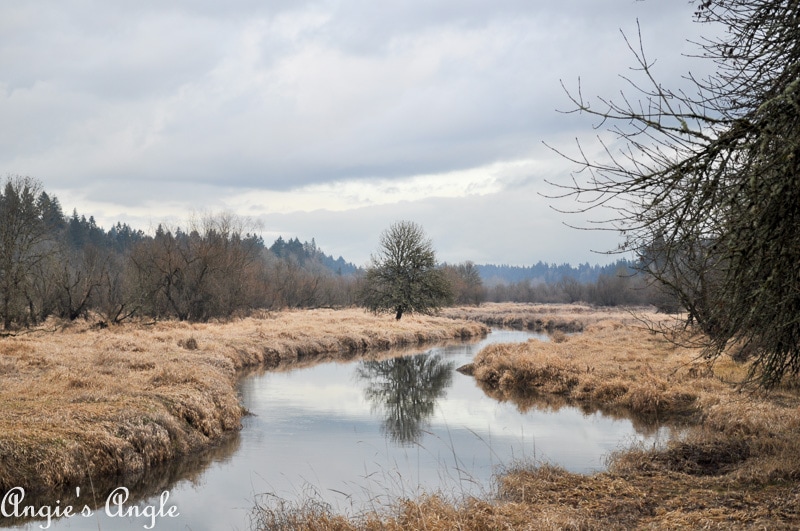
<box><xmin>476</xmin><ymin>259</ymin><xmax>635</xmax><ymax>286</ymax></box>
<box><xmin>269</xmin><ymin>236</ymin><xmax>361</xmax><ymax>276</ymax></box>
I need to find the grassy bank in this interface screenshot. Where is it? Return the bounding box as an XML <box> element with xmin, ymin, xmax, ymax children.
<box><xmin>0</xmin><ymin>309</ymin><xmax>487</xmax><ymax>494</ymax></box>
<box><xmin>252</xmin><ymin>305</ymin><xmax>800</xmax><ymax>529</ymax></box>
<box><xmin>441</xmin><ymin>302</ymin><xmax>639</xmax><ymax>332</ymax></box>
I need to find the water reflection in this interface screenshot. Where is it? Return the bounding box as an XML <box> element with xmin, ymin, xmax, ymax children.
<box><xmin>0</xmin><ymin>432</ymin><xmax>241</xmax><ymax>529</ymax></box>
<box><xmin>356</xmin><ymin>353</ymin><xmax>455</xmax><ymax>445</ymax></box>
<box><xmin>5</xmin><ymin>329</ymin><xmax>674</xmax><ymax>530</ymax></box>
<box><xmin>472</xmin><ymin>373</ymin><xmax>694</xmax><ymax>436</ymax></box>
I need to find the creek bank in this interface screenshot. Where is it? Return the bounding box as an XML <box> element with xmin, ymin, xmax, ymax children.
<box><xmin>0</xmin><ymin>309</ymin><xmax>487</xmax><ymax>496</ymax></box>
<box><xmin>250</xmin><ymin>309</ymin><xmax>800</xmax><ymax>529</ymax></box>
<box><xmin>463</xmin><ymin>321</ymin><xmax>702</xmax><ymax>428</ymax></box>
<box><xmin>440</xmin><ymin>302</ymin><xmax>643</xmax><ymax>333</ymax></box>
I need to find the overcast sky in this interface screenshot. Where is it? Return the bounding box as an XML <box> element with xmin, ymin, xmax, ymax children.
<box><xmin>0</xmin><ymin>1</ymin><xmax>713</xmax><ymax>267</ymax></box>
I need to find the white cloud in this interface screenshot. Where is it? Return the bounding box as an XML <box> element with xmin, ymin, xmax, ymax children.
<box><xmin>223</xmin><ymin>157</ymin><xmax>539</xmax><ymax>214</ymax></box>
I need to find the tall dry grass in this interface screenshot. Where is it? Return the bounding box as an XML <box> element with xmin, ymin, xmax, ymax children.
<box><xmin>0</xmin><ymin>309</ymin><xmax>487</xmax><ymax>493</ymax></box>
<box><xmin>466</xmin><ymin>313</ymin><xmax>707</xmax><ymax>422</ymax></box>
<box><xmin>442</xmin><ymin>302</ymin><xmax>647</xmax><ymax>332</ymax></box>
<box><xmin>248</xmin><ymin>305</ymin><xmax>800</xmax><ymax>529</ymax></box>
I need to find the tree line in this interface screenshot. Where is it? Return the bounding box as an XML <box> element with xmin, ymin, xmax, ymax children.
<box><xmin>357</xmin><ymin>220</ymin><xmax>674</xmax><ymax>320</ymax></box>
<box><xmin>1</xmin><ymin>176</ymin><xmax>677</xmax><ymax>330</ymax></box>
<box><xmin>476</xmin><ymin>261</ymin><xmax>633</xmax><ymax>285</ymax></box>
<box><xmin>0</xmin><ymin>175</ymin><xmax>365</xmax><ymax>329</ymax></box>
<box><xmin>481</xmin><ymin>263</ymin><xmax>678</xmax><ymax>308</ymax></box>
<box><xmin>475</xmin><ymin>259</ymin><xmax>680</xmax><ymax>307</ymax></box>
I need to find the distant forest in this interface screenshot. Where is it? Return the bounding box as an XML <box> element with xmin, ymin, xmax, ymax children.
<box><xmin>476</xmin><ymin>261</ymin><xmax>634</xmax><ymax>286</ymax></box>
<box><xmin>0</xmin><ymin>176</ymin><xmax>673</xmax><ymax>329</ymax></box>
<box><xmin>268</xmin><ymin>236</ymin><xmax>359</xmax><ymax>276</ymax></box>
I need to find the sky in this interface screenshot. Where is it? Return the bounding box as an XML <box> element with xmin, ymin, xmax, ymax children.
<box><xmin>0</xmin><ymin>1</ymin><xmax>714</xmax><ymax>267</ymax></box>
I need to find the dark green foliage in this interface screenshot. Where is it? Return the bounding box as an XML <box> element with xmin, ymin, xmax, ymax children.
<box><xmin>37</xmin><ymin>192</ymin><xmax>65</xmax><ymax>232</ymax></box>
<box><xmin>106</xmin><ymin>222</ymin><xmax>147</xmax><ymax>252</ymax></box>
<box><xmin>270</xmin><ymin>236</ymin><xmax>359</xmax><ymax>275</ymax></box>
<box><xmin>269</xmin><ymin>236</ymin><xmax>307</xmax><ymax>264</ymax></box>
<box><xmin>360</xmin><ymin>221</ymin><xmax>453</xmax><ymax>319</ymax></box>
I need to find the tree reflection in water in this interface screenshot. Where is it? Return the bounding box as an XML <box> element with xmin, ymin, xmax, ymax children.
<box><xmin>356</xmin><ymin>353</ymin><xmax>455</xmax><ymax>445</ymax></box>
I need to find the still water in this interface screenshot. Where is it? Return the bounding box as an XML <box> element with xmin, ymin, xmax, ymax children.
<box><xmin>7</xmin><ymin>330</ymin><xmax>667</xmax><ymax>530</ymax></box>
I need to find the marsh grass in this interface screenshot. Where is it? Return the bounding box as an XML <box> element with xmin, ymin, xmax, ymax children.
<box><xmin>0</xmin><ymin>309</ymin><xmax>487</xmax><ymax>495</ymax></box>
<box><xmin>248</xmin><ymin>305</ymin><xmax>800</xmax><ymax>529</ymax></box>
<box><xmin>468</xmin><ymin>319</ymin><xmax>707</xmax><ymax>425</ymax></box>
<box><xmin>441</xmin><ymin>302</ymin><xmax>640</xmax><ymax>333</ymax></box>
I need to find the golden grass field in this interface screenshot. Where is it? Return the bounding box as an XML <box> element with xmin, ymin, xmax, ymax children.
<box><xmin>4</xmin><ymin>303</ymin><xmax>800</xmax><ymax>529</ymax></box>
<box><xmin>0</xmin><ymin>309</ymin><xmax>487</xmax><ymax>495</ymax></box>
<box><xmin>251</xmin><ymin>304</ymin><xmax>800</xmax><ymax>530</ymax></box>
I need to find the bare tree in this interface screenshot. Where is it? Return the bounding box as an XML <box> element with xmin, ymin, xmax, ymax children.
<box><xmin>53</xmin><ymin>244</ymin><xmax>106</xmax><ymax>321</ymax></box>
<box><xmin>0</xmin><ymin>176</ymin><xmax>51</xmax><ymax>329</ymax></box>
<box><xmin>128</xmin><ymin>213</ymin><xmax>265</xmax><ymax>321</ymax></box>
<box><xmin>95</xmin><ymin>249</ymin><xmax>140</xmax><ymax>324</ymax></box>
<box><xmin>442</xmin><ymin>261</ymin><xmax>486</xmax><ymax>306</ymax></box>
<box><xmin>360</xmin><ymin>221</ymin><xmax>452</xmax><ymax>320</ymax></box>
<box><xmin>550</xmin><ymin>0</ymin><xmax>800</xmax><ymax>386</ymax></box>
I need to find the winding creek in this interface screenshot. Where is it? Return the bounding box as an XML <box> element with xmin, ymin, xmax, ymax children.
<box><xmin>5</xmin><ymin>329</ymin><xmax>670</xmax><ymax>530</ymax></box>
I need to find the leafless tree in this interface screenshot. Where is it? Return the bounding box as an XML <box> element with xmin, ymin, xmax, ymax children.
<box><xmin>442</xmin><ymin>261</ymin><xmax>486</xmax><ymax>306</ymax></box>
<box><xmin>549</xmin><ymin>0</ymin><xmax>800</xmax><ymax>386</ymax></box>
<box><xmin>361</xmin><ymin>221</ymin><xmax>453</xmax><ymax>320</ymax></box>
<box><xmin>0</xmin><ymin>176</ymin><xmax>51</xmax><ymax>329</ymax></box>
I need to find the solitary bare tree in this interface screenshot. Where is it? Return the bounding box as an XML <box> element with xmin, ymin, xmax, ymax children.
<box><xmin>360</xmin><ymin>221</ymin><xmax>452</xmax><ymax>320</ymax></box>
<box><xmin>550</xmin><ymin>0</ymin><xmax>800</xmax><ymax>386</ymax></box>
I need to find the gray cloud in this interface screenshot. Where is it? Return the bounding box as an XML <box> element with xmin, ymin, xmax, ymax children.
<box><xmin>1</xmin><ymin>0</ymin><xmax>715</xmax><ymax>265</ymax></box>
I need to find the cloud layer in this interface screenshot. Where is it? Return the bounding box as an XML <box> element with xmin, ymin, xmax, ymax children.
<box><xmin>0</xmin><ymin>1</ymin><xmax>713</xmax><ymax>265</ymax></box>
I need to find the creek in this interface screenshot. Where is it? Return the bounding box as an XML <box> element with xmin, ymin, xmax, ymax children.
<box><xmin>6</xmin><ymin>329</ymin><xmax>669</xmax><ymax>530</ymax></box>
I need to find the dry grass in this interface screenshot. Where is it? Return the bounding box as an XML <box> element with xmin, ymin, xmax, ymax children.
<box><xmin>442</xmin><ymin>302</ymin><xmax>643</xmax><ymax>333</ymax></box>
<box><xmin>9</xmin><ymin>302</ymin><xmax>800</xmax><ymax>528</ymax></box>
<box><xmin>249</xmin><ymin>304</ymin><xmax>800</xmax><ymax>530</ymax></box>
<box><xmin>0</xmin><ymin>309</ymin><xmax>487</xmax><ymax>493</ymax></box>
<box><xmin>466</xmin><ymin>312</ymin><xmax>708</xmax><ymax>423</ymax></box>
